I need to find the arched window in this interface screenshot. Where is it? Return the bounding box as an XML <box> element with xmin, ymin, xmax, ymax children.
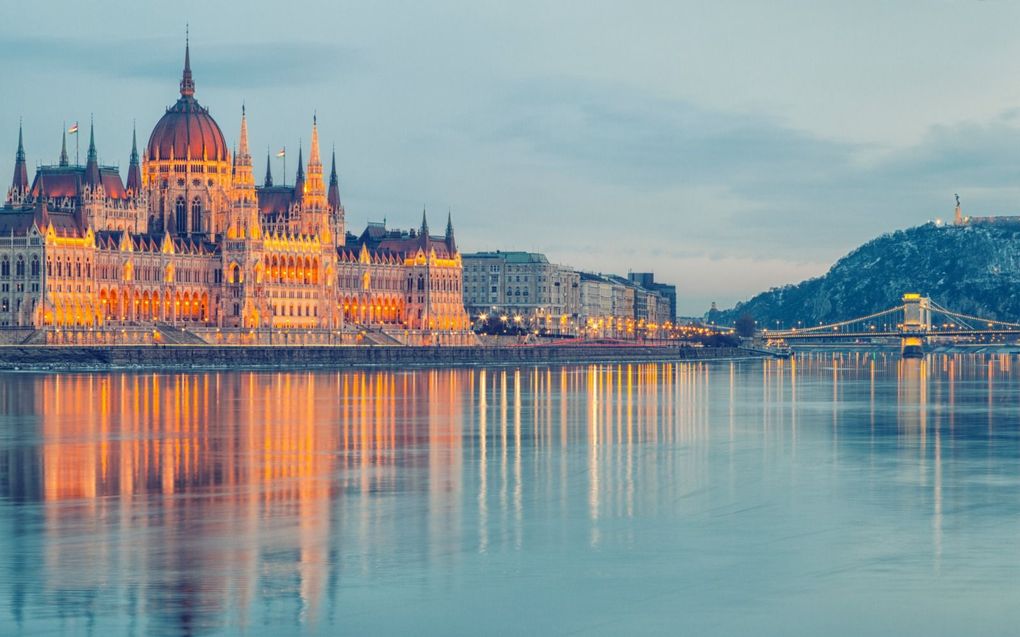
<box><xmin>1</xmin><ymin>258</ymin><xmax>9</xmax><ymax>278</ymax></box>
<box><xmin>30</xmin><ymin>256</ymin><xmax>39</xmax><ymax>277</ymax></box>
<box><xmin>191</xmin><ymin>197</ymin><xmax>202</xmax><ymax>233</ymax></box>
<box><xmin>175</xmin><ymin>196</ymin><xmax>187</xmax><ymax>233</ymax></box>
<box><xmin>16</xmin><ymin>257</ymin><xmax>25</xmax><ymax>278</ymax></box>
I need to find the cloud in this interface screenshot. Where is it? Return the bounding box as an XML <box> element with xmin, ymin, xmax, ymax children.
<box><xmin>0</xmin><ymin>35</ymin><xmax>354</xmax><ymax>89</ymax></box>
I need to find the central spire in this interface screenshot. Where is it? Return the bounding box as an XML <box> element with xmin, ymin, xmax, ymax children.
<box><xmin>180</xmin><ymin>26</ymin><xmax>195</xmax><ymax>98</ymax></box>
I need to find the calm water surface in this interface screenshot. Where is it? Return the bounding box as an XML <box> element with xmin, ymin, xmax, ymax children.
<box><xmin>1</xmin><ymin>354</ymin><xmax>1019</xmax><ymax>636</ymax></box>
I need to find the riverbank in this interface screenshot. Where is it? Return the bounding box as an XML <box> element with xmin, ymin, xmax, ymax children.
<box><xmin>0</xmin><ymin>344</ymin><xmax>761</xmax><ymax>372</ymax></box>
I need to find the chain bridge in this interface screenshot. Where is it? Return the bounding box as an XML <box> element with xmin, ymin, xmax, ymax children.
<box><xmin>761</xmin><ymin>294</ymin><xmax>1020</xmax><ymax>357</ymax></box>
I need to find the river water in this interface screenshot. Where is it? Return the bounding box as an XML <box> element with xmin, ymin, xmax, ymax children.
<box><xmin>0</xmin><ymin>354</ymin><xmax>1018</xmax><ymax>636</ymax></box>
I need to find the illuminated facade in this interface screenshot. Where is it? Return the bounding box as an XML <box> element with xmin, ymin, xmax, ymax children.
<box><xmin>0</xmin><ymin>42</ymin><xmax>470</xmax><ymax>344</ymax></box>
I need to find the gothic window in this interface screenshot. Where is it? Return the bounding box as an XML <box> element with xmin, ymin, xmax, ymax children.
<box><xmin>191</xmin><ymin>197</ymin><xmax>202</xmax><ymax>233</ymax></box>
<box><xmin>0</xmin><ymin>258</ymin><xmax>8</xmax><ymax>278</ymax></box>
<box><xmin>16</xmin><ymin>257</ymin><xmax>25</xmax><ymax>278</ymax></box>
<box><xmin>175</xmin><ymin>196</ymin><xmax>187</xmax><ymax>232</ymax></box>
<box><xmin>31</xmin><ymin>257</ymin><xmax>39</xmax><ymax>277</ymax></box>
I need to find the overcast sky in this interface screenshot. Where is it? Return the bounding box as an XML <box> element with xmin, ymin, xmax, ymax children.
<box><xmin>2</xmin><ymin>0</ymin><xmax>1018</xmax><ymax>314</ymax></box>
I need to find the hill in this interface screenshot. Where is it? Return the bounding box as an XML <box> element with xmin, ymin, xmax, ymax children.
<box><xmin>712</xmin><ymin>222</ymin><xmax>1020</xmax><ymax>327</ymax></box>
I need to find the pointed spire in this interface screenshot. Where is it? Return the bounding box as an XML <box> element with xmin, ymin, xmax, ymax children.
<box><xmin>445</xmin><ymin>209</ymin><xmax>457</xmax><ymax>253</ymax></box>
<box><xmin>86</xmin><ymin>117</ymin><xmax>96</xmax><ymax>161</ymax></box>
<box><xmin>421</xmin><ymin>206</ymin><xmax>429</xmax><ymax>236</ymax></box>
<box><xmin>84</xmin><ymin>117</ymin><xmax>100</xmax><ymax>186</ymax></box>
<box><xmin>130</xmin><ymin>121</ymin><xmax>139</xmax><ymax>163</ymax></box>
<box><xmin>16</xmin><ymin>120</ymin><xmax>24</xmax><ymax>162</ymax></box>
<box><xmin>309</xmin><ymin>113</ymin><xmax>321</xmax><ymax>168</ymax></box>
<box><xmin>238</xmin><ymin>104</ymin><xmax>250</xmax><ymax>159</ymax></box>
<box><xmin>59</xmin><ymin>124</ymin><xmax>69</xmax><ymax>167</ymax></box>
<box><xmin>264</xmin><ymin>147</ymin><xmax>274</xmax><ymax>187</ymax></box>
<box><xmin>180</xmin><ymin>25</ymin><xmax>195</xmax><ymax>98</ymax></box>
<box><xmin>10</xmin><ymin>120</ymin><xmax>28</xmax><ymax>196</ymax></box>
<box><xmin>327</xmin><ymin>145</ymin><xmax>341</xmax><ymax>210</ymax></box>
<box><xmin>294</xmin><ymin>141</ymin><xmax>305</xmax><ymax>198</ymax></box>
<box><xmin>126</xmin><ymin>121</ymin><xmax>142</xmax><ymax>194</ymax></box>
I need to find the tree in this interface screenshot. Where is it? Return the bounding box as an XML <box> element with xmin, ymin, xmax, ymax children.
<box><xmin>735</xmin><ymin>314</ymin><xmax>756</xmax><ymax>338</ymax></box>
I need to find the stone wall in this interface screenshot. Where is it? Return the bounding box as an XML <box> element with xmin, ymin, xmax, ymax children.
<box><xmin>0</xmin><ymin>344</ymin><xmax>758</xmax><ymax>371</ymax></box>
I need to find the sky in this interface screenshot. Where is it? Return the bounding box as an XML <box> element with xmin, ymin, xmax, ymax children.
<box><xmin>2</xmin><ymin>0</ymin><xmax>1020</xmax><ymax>314</ymax></box>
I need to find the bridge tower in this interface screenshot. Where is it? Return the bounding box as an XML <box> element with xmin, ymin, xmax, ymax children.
<box><xmin>900</xmin><ymin>293</ymin><xmax>930</xmax><ymax>358</ymax></box>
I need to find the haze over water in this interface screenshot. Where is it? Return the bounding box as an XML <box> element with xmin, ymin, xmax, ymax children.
<box><xmin>0</xmin><ymin>356</ymin><xmax>1018</xmax><ymax>635</ymax></box>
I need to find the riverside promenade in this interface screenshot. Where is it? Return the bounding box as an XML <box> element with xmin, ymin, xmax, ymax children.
<box><xmin>0</xmin><ymin>344</ymin><xmax>758</xmax><ymax>372</ymax></box>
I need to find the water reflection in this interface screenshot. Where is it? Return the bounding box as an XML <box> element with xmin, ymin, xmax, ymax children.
<box><xmin>1</xmin><ymin>355</ymin><xmax>1020</xmax><ymax>634</ymax></box>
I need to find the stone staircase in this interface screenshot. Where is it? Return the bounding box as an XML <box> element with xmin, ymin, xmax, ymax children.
<box><xmin>361</xmin><ymin>327</ymin><xmax>404</xmax><ymax>346</ymax></box>
<box><xmin>154</xmin><ymin>323</ymin><xmax>209</xmax><ymax>345</ymax></box>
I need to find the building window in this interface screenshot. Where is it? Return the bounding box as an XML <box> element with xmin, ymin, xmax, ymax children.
<box><xmin>191</xmin><ymin>197</ymin><xmax>202</xmax><ymax>233</ymax></box>
<box><xmin>175</xmin><ymin>196</ymin><xmax>187</xmax><ymax>232</ymax></box>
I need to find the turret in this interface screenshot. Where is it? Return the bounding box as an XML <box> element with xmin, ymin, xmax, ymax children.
<box><xmin>84</xmin><ymin>119</ymin><xmax>100</xmax><ymax>187</ymax></box>
<box><xmin>327</xmin><ymin>146</ymin><xmax>341</xmax><ymax>211</ymax></box>
<box><xmin>35</xmin><ymin>172</ymin><xmax>49</xmax><ymax>227</ymax></box>
<box><xmin>10</xmin><ymin>122</ymin><xmax>29</xmax><ymax>200</ymax></box>
<box><xmin>126</xmin><ymin>123</ymin><xmax>142</xmax><ymax>194</ymax></box>
<box><xmin>306</xmin><ymin>115</ymin><xmax>325</xmax><ymax>198</ymax></box>
<box><xmin>231</xmin><ymin>106</ymin><xmax>259</xmax><ymax>237</ymax></box>
<box><xmin>445</xmin><ymin>210</ymin><xmax>456</xmax><ymax>253</ymax></box>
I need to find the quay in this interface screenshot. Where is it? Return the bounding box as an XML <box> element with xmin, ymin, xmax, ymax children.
<box><xmin>0</xmin><ymin>344</ymin><xmax>758</xmax><ymax>372</ymax></box>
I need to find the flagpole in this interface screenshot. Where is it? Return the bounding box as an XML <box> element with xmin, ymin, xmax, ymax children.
<box><xmin>75</xmin><ymin>129</ymin><xmax>79</xmax><ymax>166</ymax></box>
<box><xmin>283</xmin><ymin>147</ymin><xmax>286</xmax><ymax>187</ymax></box>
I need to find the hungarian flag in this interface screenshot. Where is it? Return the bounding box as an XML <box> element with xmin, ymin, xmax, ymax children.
<box><xmin>68</xmin><ymin>122</ymin><xmax>79</xmax><ymax>135</ymax></box>
<box><xmin>276</xmin><ymin>148</ymin><xmax>286</xmax><ymax>158</ymax></box>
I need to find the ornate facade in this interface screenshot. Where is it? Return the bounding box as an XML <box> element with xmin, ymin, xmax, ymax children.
<box><xmin>0</xmin><ymin>42</ymin><xmax>470</xmax><ymax>345</ymax></box>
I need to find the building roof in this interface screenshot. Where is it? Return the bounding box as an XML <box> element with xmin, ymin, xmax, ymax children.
<box><xmin>256</xmin><ymin>186</ymin><xmax>298</xmax><ymax>219</ymax></box>
<box><xmin>352</xmin><ymin>221</ymin><xmax>457</xmax><ymax>260</ymax></box>
<box><xmin>29</xmin><ymin>165</ymin><xmax>128</xmax><ymax>201</ymax></box>
<box><xmin>146</xmin><ymin>42</ymin><xmax>228</xmax><ymax>163</ymax></box>
<box><xmin>462</xmin><ymin>251</ymin><xmax>549</xmax><ymax>264</ymax></box>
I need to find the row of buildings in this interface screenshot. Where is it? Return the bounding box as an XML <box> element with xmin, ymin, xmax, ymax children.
<box><xmin>0</xmin><ymin>40</ymin><xmax>679</xmax><ymax>345</ymax></box>
<box><xmin>461</xmin><ymin>251</ymin><xmax>676</xmax><ymax>338</ymax></box>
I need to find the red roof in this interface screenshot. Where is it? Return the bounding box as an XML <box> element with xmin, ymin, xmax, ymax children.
<box><xmin>147</xmin><ymin>96</ymin><xmax>229</xmax><ymax>163</ymax></box>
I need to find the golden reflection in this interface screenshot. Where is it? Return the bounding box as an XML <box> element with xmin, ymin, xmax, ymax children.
<box><xmin>4</xmin><ymin>355</ymin><xmax>1011</xmax><ymax>633</ymax></box>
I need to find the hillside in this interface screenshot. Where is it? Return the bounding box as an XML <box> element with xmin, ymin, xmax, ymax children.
<box><xmin>713</xmin><ymin>222</ymin><xmax>1020</xmax><ymax>327</ymax></box>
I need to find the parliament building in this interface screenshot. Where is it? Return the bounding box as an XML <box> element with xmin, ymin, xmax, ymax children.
<box><xmin>0</xmin><ymin>42</ymin><xmax>470</xmax><ymax>345</ymax></box>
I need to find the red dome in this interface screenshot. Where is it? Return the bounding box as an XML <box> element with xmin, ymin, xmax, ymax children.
<box><xmin>147</xmin><ymin>96</ymin><xmax>229</xmax><ymax>162</ymax></box>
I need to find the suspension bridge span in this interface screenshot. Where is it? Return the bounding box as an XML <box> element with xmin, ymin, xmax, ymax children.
<box><xmin>760</xmin><ymin>293</ymin><xmax>1020</xmax><ymax>357</ymax></box>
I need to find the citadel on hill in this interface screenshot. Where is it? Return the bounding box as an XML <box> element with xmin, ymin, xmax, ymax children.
<box><xmin>0</xmin><ymin>41</ymin><xmax>470</xmax><ymax>345</ymax></box>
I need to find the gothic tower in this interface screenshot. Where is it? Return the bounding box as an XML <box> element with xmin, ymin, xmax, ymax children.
<box><xmin>7</xmin><ymin>123</ymin><xmax>29</xmax><ymax>205</ymax></box>
<box><xmin>328</xmin><ymin>146</ymin><xmax>345</xmax><ymax>245</ymax></box>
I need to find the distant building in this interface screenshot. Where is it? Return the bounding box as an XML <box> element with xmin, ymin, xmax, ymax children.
<box><xmin>627</xmin><ymin>272</ymin><xmax>677</xmax><ymax>321</ymax></box>
<box><xmin>461</xmin><ymin>251</ymin><xmax>580</xmax><ymax>333</ymax></box>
